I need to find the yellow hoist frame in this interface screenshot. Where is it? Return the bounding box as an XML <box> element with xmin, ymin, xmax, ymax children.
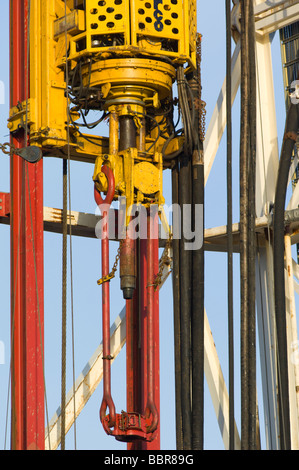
<box><xmin>8</xmin><ymin>0</ymin><xmax>197</xmax><ymax>216</ymax></box>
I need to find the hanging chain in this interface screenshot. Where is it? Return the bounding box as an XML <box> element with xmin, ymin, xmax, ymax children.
<box><xmin>153</xmin><ymin>233</ymin><xmax>173</xmax><ymax>291</ymax></box>
<box><xmin>97</xmin><ymin>238</ymin><xmax>124</xmax><ymax>286</ymax></box>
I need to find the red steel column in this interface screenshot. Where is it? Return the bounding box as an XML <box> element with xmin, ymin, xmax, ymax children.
<box><xmin>10</xmin><ymin>0</ymin><xmax>44</xmax><ymax>450</ymax></box>
<box><xmin>126</xmin><ymin>250</ymin><xmax>141</xmax><ymax>451</ymax></box>
<box><xmin>140</xmin><ymin>212</ymin><xmax>160</xmax><ymax>450</ymax></box>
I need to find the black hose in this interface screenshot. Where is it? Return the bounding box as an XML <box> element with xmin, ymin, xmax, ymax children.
<box><xmin>174</xmin><ymin>52</ymin><xmax>205</xmax><ymax>451</ymax></box>
<box><xmin>226</xmin><ymin>0</ymin><xmax>235</xmax><ymax>450</ymax></box>
<box><xmin>273</xmin><ymin>102</ymin><xmax>299</xmax><ymax>450</ymax></box>
<box><xmin>191</xmin><ymin>149</ymin><xmax>204</xmax><ymax>450</ymax></box>
<box><xmin>240</xmin><ymin>0</ymin><xmax>250</xmax><ymax>449</ymax></box>
<box><xmin>171</xmin><ymin>162</ymin><xmax>183</xmax><ymax>450</ymax></box>
<box><xmin>176</xmin><ymin>65</ymin><xmax>195</xmax><ymax>450</ymax></box>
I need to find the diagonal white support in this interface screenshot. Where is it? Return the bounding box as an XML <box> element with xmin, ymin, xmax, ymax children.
<box><xmin>45</xmin><ymin>308</ymin><xmax>126</xmax><ymax>450</ymax></box>
<box><xmin>204</xmin><ymin>310</ymin><xmax>241</xmax><ymax>450</ymax></box>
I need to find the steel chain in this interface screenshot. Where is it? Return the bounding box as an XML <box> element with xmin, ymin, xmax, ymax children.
<box><xmin>153</xmin><ymin>233</ymin><xmax>173</xmax><ymax>290</ymax></box>
<box><xmin>97</xmin><ymin>238</ymin><xmax>124</xmax><ymax>286</ymax></box>
<box><xmin>196</xmin><ymin>34</ymin><xmax>207</xmax><ymax>142</ymax></box>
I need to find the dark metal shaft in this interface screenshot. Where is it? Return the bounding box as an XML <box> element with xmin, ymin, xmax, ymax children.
<box><xmin>119</xmin><ymin>116</ymin><xmax>137</xmax><ymax>300</ymax></box>
<box><xmin>179</xmin><ymin>153</ymin><xmax>192</xmax><ymax>450</ymax></box>
<box><xmin>191</xmin><ymin>150</ymin><xmax>204</xmax><ymax>451</ymax></box>
<box><xmin>171</xmin><ymin>163</ymin><xmax>183</xmax><ymax>450</ymax></box>
<box><xmin>240</xmin><ymin>0</ymin><xmax>257</xmax><ymax>450</ymax></box>
<box><xmin>119</xmin><ymin>116</ymin><xmax>137</xmax><ymax>151</ymax></box>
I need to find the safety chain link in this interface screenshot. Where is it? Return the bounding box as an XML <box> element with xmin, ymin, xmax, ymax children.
<box><xmin>153</xmin><ymin>233</ymin><xmax>173</xmax><ymax>291</ymax></box>
<box><xmin>0</xmin><ymin>142</ymin><xmax>17</xmax><ymax>155</ymax></box>
<box><xmin>97</xmin><ymin>238</ymin><xmax>124</xmax><ymax>286</ymax></box>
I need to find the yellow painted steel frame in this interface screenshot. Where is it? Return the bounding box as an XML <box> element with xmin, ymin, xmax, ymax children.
<box><xmin>68</xmin><ymin>0</ymin><xmax>196</xmax><ymax>68</ymax></box>
<box><xmin>93</xmin><ymin>148</ymin><xmax>164</xmax><ymax>209</ymax></box>
<box><xmin>7</xmin><ymin>0</ymin><xmax>110</xmax><ymax>161</ymax></box>
<box><xmin>8</xmin><ymin>0</ymin><xmax>68</xmax><ymax>146</ymax></box>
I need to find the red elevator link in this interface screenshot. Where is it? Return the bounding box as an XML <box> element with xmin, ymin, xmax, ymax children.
<box><xmin>95</xmin><ymin>173</ymin><xmax>160</xmax><ymax>444</ymax></box>
<box><xmin>95</xmin><ymin>165</ymin><xmax>117</xmax><ymax>430</ymax></box>
<box><xmin>145</xmin><ymin>213</ymin><xmax>159</xmax><ymax>434</ymax></box>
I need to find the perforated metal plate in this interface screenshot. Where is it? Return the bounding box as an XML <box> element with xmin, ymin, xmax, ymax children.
<box><xmin>86</xmin><ymin>0</ymin><xmax>130</xmax><ymax>40</ymax></box>
<box><xmin>131</xmin><ymin>0</ymin><xmax>196</xmax><ymax>65</ymax></box>
<box><xmin>69</xmin><ymin>0</ymin><xmax>196</xmax><ymax>67</ymax></box>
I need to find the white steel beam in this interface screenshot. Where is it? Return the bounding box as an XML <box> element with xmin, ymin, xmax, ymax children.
<box><xmin>287</xmin><ymin>178</ymin><xmax>299</xmax><ymax>211</ymax></box>
<box><xmin>204</xmin><ymin>310</ymin><xmax>241</xmax><ymax>450</ymax></box>
<box><xmin>254</xmin><ymin>0</ymin><xmax>299</xmax><ymax>36</ymax></box>
<box><xmin>253</xmin><ymin>0</ymin><xmax>285</xmax><ymax>448</ymax></box>
<box><xmin>256</xmin><ymin>239</ymin><xmax>280</xmax><ymax>449</ymax></box>
<box><xmin>45</xmin><ymin>307</ymin><xmax>126</xmax><ymax>450</ymax></box>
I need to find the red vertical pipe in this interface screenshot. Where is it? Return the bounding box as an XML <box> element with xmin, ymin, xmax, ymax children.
<box><xmin>24</xmin><ymin>159</ymin><xmax>44</xmax><ymax>450</ymax></box>
<box><xmin>140</xmin><ymin>236</ymin><xmax>148</xmax><ymax>449</ymax></box>
<box><xmin>10</xmin><ymin>0</ymin><xmax>44</xmax><ymax>450</ymax></box>
<box><xmin>140</xmin><ymin>212</ymin><xmax>160</xmax><ymax>450</ymax></box>
<box><xmin>10</xmin><ymin>0</ymin><xmax>25</xmax><ymax>450</ymax></box>
<box><xmin>126</xmin><ymin>267</ymin><xmax>141</xmax><ymax>451</ymax></box>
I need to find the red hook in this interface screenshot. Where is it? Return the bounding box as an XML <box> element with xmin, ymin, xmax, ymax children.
<box><xmin>94</xmin><ymin>164</ymin><xmax>116</xmax><ymax>208</ymax></box>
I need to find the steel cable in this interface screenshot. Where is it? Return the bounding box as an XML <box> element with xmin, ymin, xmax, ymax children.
<box><xmin>226</xmin><ymin>0</ymin><xmax>235</xmax><ymax>450</ymax></box>
<box><xmin>239</xmin><ymin>0</ymin><xmax>257</xmax><ymax>450</ymax></box>
<box><xmin>61</xmin><ymin>158</ymin><xmax>68</xmax><ymax>451</ymax></box>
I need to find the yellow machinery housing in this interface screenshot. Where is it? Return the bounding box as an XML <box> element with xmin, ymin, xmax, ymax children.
<box><xmin>8</xmin><ymin>0</ymin><xmax>197</xmax><ymax>212</ymax></box>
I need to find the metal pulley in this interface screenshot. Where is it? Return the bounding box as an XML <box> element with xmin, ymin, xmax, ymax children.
<box><xmin>0</xmin><ymin>143</ymin><xmax>42</xmax><ymax>163</ymax></box>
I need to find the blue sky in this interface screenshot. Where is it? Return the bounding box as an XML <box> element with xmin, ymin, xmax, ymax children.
<box><xmin>0</xmin><ymin>0</ymin><xmax>289</xmax><ymax>450</ymax></box>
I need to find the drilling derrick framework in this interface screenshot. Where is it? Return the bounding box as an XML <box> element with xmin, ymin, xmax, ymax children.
<box><xmin>0</xmin><ymin>0</ymin><xmax>299</xmax><ymax>451</ymax></box>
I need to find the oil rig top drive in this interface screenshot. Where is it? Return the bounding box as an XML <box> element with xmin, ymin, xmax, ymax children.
<box><xmin>1</xmin><ymin>0</ymin><xmax>299</xmax><ymax>451</ymax></box>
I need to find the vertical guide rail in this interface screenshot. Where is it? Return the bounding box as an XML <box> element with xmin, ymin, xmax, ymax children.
<box><xmin>140</xmin><ymin>212</ymin><xmax>160</xmax><ymax>450</ymax></box>
<box><xmin>10</xmin><ymin>0</ymin><xmax>45</xmax><ymax>450</ymax></box>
